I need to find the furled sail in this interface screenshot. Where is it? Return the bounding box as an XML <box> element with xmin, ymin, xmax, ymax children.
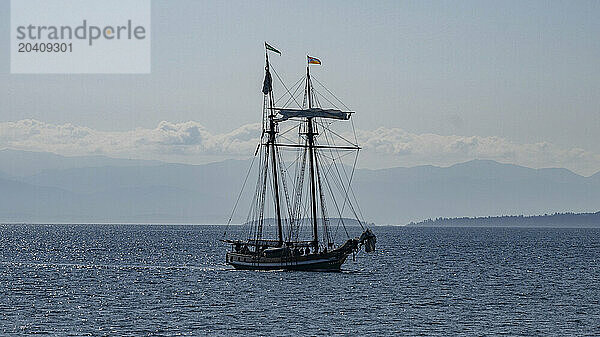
<box><xmin>262</xmin><ymin>42</ymin><xmax>280</xmax><ymax>94</ymax></box>
<box><xmin>274</xmin><ymin>108</ymin><xmax>352</xmax><ymax>121</ymax></box>
<box><xmin>262</xmin><ymin>66</ymin><xmax>272</xmax><ymax>94</ymax></box>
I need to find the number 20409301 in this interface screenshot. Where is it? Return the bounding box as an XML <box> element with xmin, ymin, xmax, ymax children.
<box><xmin>18</xmin><ymin>42</ymin><xmax>73</xmax><ymax>53</ymax></box>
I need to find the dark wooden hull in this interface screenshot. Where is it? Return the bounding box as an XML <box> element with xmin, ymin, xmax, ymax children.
<box><xmin>226</xmin><ymin>251</ymin><xmax>349</xmax><ymax>271</ymax></box>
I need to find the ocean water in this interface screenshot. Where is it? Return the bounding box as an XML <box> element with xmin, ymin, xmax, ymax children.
<box><xmin>1</xmin><ymin>225</ymin><xmax>599</xmax><ymax>336</ymax></box>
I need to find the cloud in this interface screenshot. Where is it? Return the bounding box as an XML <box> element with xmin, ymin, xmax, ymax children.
<box><xmin>356</xmin><ymin>127</ymin><xmax>600</xmax><ymax>175</ymax></box>
<box><xmin>0</xmin><ymin>119</ymin><xmax>261</xmax><ymax>157</ymax></box>
<box><xmin>1</xmin><ymin>119</ymin><xmax>599</xmax><ymax>176</ymax></box>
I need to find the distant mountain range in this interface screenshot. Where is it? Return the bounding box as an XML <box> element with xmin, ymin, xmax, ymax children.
<box><xmin>408</xmin><ymin>212</ymin><xmax>600</xmax><ymax>228</ymax></box>
<box><xmin>0</xmin><ymin>148</ymin><xmax>162</xmax><ymax>177</ymax></box>
<box><xmin>1</xmin><ymin>149</ymin><xmax>599</xmax><ymax>225</ymax></box>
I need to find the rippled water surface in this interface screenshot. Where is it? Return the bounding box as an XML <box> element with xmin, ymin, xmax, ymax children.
<box><xmin>1</xmin><ymin>225</ymin><xmax>599</xmax><ymax>336</ymax></box>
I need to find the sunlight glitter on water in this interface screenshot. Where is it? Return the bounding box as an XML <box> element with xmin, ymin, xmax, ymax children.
<box><xmin>1</xmin><ymin>224</ymin><xmax>599</xmax><ymax>336</ymax></box>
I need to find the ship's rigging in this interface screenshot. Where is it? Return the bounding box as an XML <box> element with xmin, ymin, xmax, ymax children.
<box><xmin>222</xmin><ymin>43</ymin><xmax>375</xmax><ymax>270</ymax></box>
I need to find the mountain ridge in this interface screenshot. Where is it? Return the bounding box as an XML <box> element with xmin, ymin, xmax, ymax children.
<box><xmin>0</xmin><ymin>148</ymin><xmax>163</xmax><ymax>177</ymax></box>
<box><xmin>1</xmin><ymin>150</ymin><xmax>599</xmax><ymax>224</ymax></box>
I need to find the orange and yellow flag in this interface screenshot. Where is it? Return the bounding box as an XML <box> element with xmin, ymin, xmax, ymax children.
<box><xmin>307</xmin><ymin>56</ymin><xmax>321</xmax><ymax>65</ymax></box>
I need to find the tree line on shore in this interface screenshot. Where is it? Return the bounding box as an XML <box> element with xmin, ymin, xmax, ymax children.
<box><xmin>408</xmin><ymin>211</ymin><xmax>600</xmax><ymax>228</ymax></box>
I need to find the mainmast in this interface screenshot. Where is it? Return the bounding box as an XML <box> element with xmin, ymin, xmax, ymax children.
<box><xmin>305</xmin><ymin>65</ymin><xmax>319</xmax><ymax>251</ymax></box>
<box><xmin>264</xmin><ymin>53</ymin><xmax>283</xmax><ymax>247</ymax></box>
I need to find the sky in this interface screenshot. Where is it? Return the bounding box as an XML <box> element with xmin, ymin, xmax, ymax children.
<box><xmin>1</xmin><ymin>0</ymin><xmax>599</xmax><ymax>175</ymax></box>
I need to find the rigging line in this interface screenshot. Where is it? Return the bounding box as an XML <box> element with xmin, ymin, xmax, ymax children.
<box><xmin>268</xmin><ymin>157</ymin><xmax>279</xmax><ymax>241</ymax></box>
<box><xmin>317</xmin><ymin>116</ymin><xmax>365</xmax><ymax>226</ymax></box>
<box><xmin>316</xmin><ymin>125</ymin><xmax>338</xmax><ymax>186</ymax></box>
<box><xmin>271</xmin><ymin>64</ymin><xmax>302</xmax><ymax>108</ymax></box>
<box><xmin>269</xmin><ymin>149</ymin><xmax>282</xmax><ymax>241</ymax></box>
<box><xmin>333</xmin><ymin>140</ymin><xmax>365</xmax><ymax>224</ymax></box>
<box><xmin>294</xmin><ymin>150</ymin><xmax>310</xmax><ymax>242</ymax></box>
<box><xmin>289</xmin><ymin>142</ymin><xmax>309</xmax><ymax>240</ymax></box>
<box><xmin>318</xmin><ymin>119</ymin><xmax>350</xmax><ymax>180</ymax></box>
<box><xmin>224</xmin><ymin>145</ymin><xmax>259</xmax><ymax>238</ymax></box>
<box><xmin>278</xmin><ymin>121</ymin><xmax>301</xmax><ymax>138</ymax></box>
<box><xmin>319</xmin><ymin>155</ymin><xmax>339</xmax><ymax>186</ymax></box>
<box><xmin>283</xmin><ymin>160</ymin><xmax>302</xmax><ymax>201</ymax></box>
<box><xmin>248</xmin><ymin>145</ymin><xmax>265</xmax><ymax>243</ymax></box>
<box><xmin>261</xmin><ymin>94</ymin><xmax>267</xmax><ymax>134</ymax></box>
<box><xmin>316</xmin><ymin>150</ymin><xmax>350</xmax><ymax>240</ymax></box>
<box><xmin>348</xmin><ymin>175</ymin><xmax>366</xmax><ymax>224</ymax></box>
<box><xmin>315</xmin><ymin>132</ymin><xmax>348</xmax><ymax>183</ymax></box>
<box><xmin>313</xmin><ymin>89</ymin><xmax>321</xmax><ymax>108</ymax></box>
<box><xmin>275</xmin><ymin>76</ymin><xmax>304</xmax><ymax>105</ymax></box>
<box><xmin>291</xmin><ymin>140</ymin><xmax>300</xmax><ymax>191</ymax></box>
<box><xmin>276</xmin><ymin>147</ymin><xmax>294</xmax><ymax>232</ymax></box>
<box><xmin>330</xmin><ymin>143</ymin><xmax>358</xmax><ymax>218</ymax></box>
<box><xmin>249</xmin><ymin>141</ymin><xmax>267</xmax><ymax>239</ymax></box>
<box><xmin>256</xmin><ymin>145</ymin><xmax>270</xmax><ymax>244</ymax></box>
<box><xmin>279</xmin><ymin>77</ymin><xmax>306</xmax><ymax>108</ymax></box>
<box><xmin>252</xmin><ymin>149</ymin><xmax>262</xmax><ymax>243</ymax></box>
<box><xmin>313</xmin><ymin>148</ymin><xmax>332</xmax><ymax>246</ymax></box>
<box><xmin>291</xmin><ymin>138</ymin><xmax>307</xmax><ymax>240</ymax></box>
<box><xmin>246</xmin><ymin>151</ymin><xmax>262</xmax><ymax>239</ymax></box>
<box><xmin>311</xmin><ymin>75</ymin><xmax>351</xmax><ymax>111</ymax></box>
<box><xmin>323</xmin><ymin>126</ymin><xmax>365</xmax><ymax>230</ymax></box>
<box><xmin>340</xmin><ymin>152</ymin><xmax>366</xmax><ymax>228</ymax></box>
<box><xmin>315</xmin><ymin>133</ymin><xmax>350</xmax><ymax>240</ymax></box>
<box><xmin>319</xmin><ymin>160</ymin><xmax>348</xmax><ymax>220</ymax></box>
<box><xmin>275</xmin><ymin>136</ymin><xmax>305</xmax><ymax>204</ymax></box>
<box><xmin>291</xmin><ymin>144</ymin><xmax>307</xmax><ymax>240</ymax></box>
<box><xmin>351</xmin><ymin>116</ymin><xmax>359</xmax><ymax>148</ymax></box>
<box><xmin>276</xmin><ymin>133</ymin><xmax>299</xmax><ymax>144</ymax></box>
<box><xmin>313</xmin><ymin>139</ymin><xmax>335</xmax><ymax>245</ymax></box>
<box><xmin>347</xmin><ymin>152</ymin><xmax>365</xmax><ymax>224</ymax></box>
<box><xmin>311</xmin><ymin>86</ymin><xmax>341</xmax><ymax>111</ymax></box>
<box><xmin>320</xmin><ymin>124</ymin><xmax>352</xmax><ymax>151</ymax></box>
<box><xmin>315</xmin><ymin>149</ymin><xmax>355</xmax><ymax>162</ymax></box>
<box><xmin>298</xmin><ymin>182</ymin><xmax>312</xmax><ymax>242</ymax></box>
<box><xmin>296</xmin><ymin>156</ymin><xmax>307</xmax><ymax>240</ymax></box>
<box><xmin>316</xmin><ymin>118</ymin><xmax>358</xmax><ymax>147</ymax></box>
<box><xmin>288</xmin><ymin>150</ymin><xmax>299</xmax><ymax>241</ymax></box>
<box><xmin>307</xmin><ymin>77</ymin><xmax>321</xmax><ymax>108</ymax></box>
<box><xmin>283</xmin><ymin>150</ymin><xmax>302</xmax><ymax>172</ymax></box>
<box><xmin>302</xmin><ymin>74</ymin><xmax>309</xmax><ymax>109</ymax></box>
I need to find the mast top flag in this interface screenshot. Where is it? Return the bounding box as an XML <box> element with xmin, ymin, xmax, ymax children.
<box><xmin>262</xmin><ymin>42</ymin><xmax>280</xmax><ymax>94</ymax></box>
<box><xmin>307</xmin><ymin>55</ymin><xmax>321</xmax><ymax>65</ymax></box>
<box><xmin>265</xmin><ymin>42</ymin><xmax>281</xmax><ymax>55</ymax></box>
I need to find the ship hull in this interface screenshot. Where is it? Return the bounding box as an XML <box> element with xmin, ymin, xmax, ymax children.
<box><xmin>226</xmin><ymin>251</ymin><xmax>349</xmax><ymax>271</ymax></box>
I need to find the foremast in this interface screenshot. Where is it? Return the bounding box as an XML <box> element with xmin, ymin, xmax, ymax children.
<box><xmin>263</xmin><ymin>52</ymin><xmax>284</xmax><ymax>247</ymax></box>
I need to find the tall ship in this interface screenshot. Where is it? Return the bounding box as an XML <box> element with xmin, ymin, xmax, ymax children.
<box><xmin>222</xmin><ymin>43</ymin><xmax>376</xmax><ymax>271</ymax></box>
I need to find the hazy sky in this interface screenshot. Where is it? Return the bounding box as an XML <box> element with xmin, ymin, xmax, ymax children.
<box><xmin>1</xmin><ymin>0</ymin><xmax>599</xmax><ymax>175</ymax></box>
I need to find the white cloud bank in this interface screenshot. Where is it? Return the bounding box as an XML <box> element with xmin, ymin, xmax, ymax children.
<box><xmin>0</xmin><ymin>119</ymin><xmax>261</xmax><ymax>157</ymax></box>
<box><xmin>1</xmin><ymin>119</ymin><xmax>599</xmax><ymax>176</ymax></box>
<box><xmin>356</xmin><ymin>128</ymin><xmax>600</xmax><ymax>176</ymax></box>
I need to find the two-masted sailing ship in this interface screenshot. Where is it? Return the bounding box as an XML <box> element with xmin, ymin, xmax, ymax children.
<box><xmin>222</xmin><ymin>43</ymin><xmax>376</xmax><ymax>271</ymax></box>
